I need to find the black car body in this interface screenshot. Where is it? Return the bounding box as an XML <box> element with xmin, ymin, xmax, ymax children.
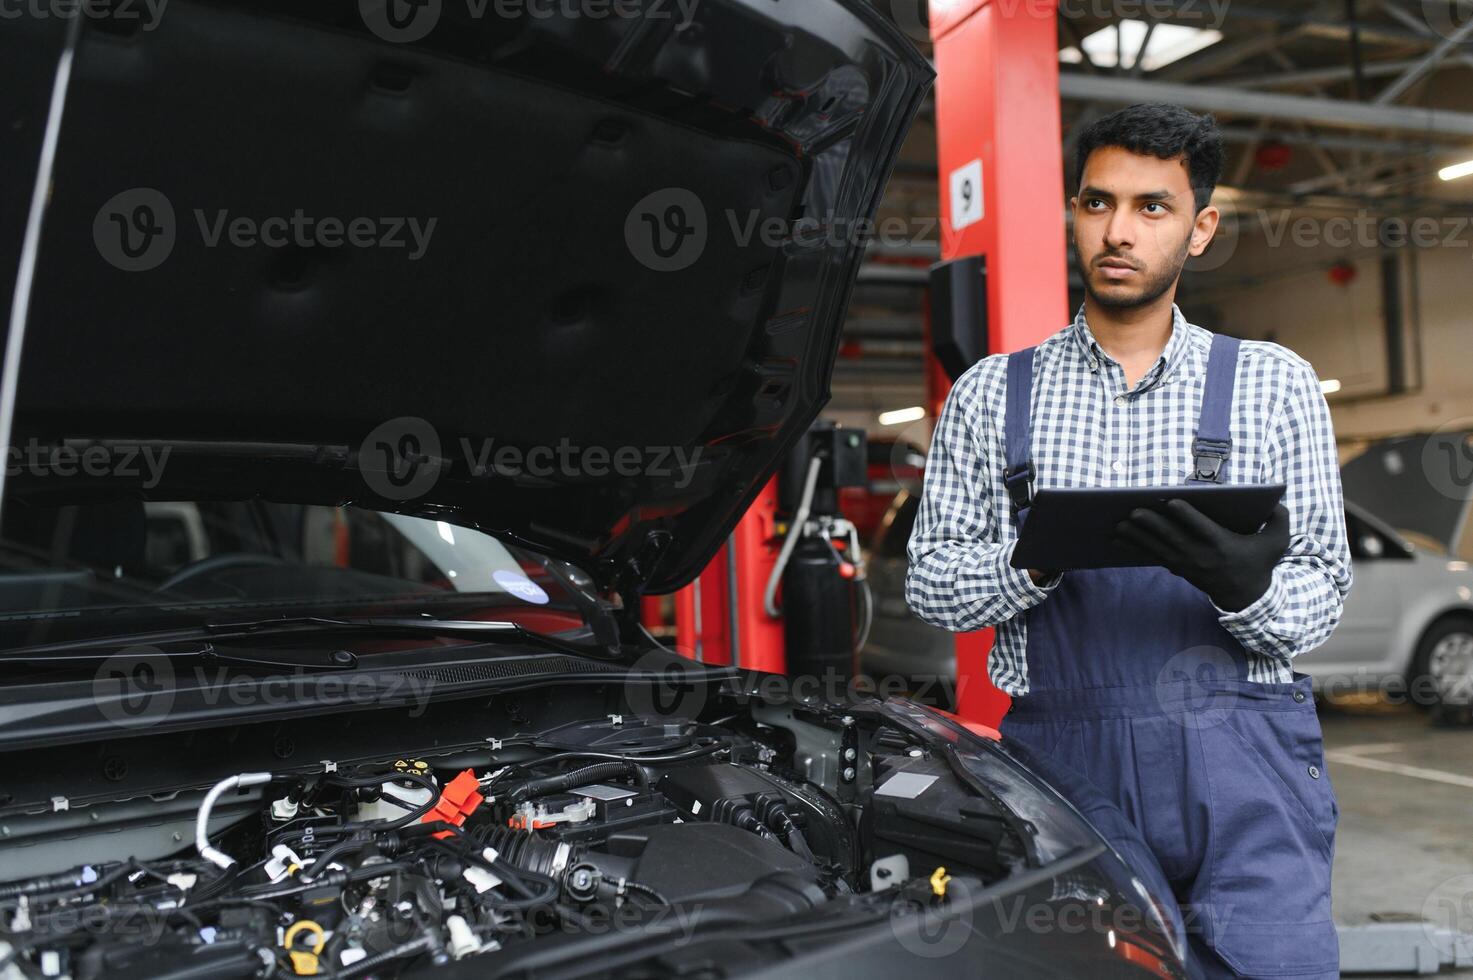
<box><xmin>0</xmin><ymin>2</ymin><xmax>1187</xmax><ymax>977</ymax></box>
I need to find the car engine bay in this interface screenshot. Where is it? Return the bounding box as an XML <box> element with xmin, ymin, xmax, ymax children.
<box><xmin>0</xmin><ymin>651</ymin><xmax>1188</xmax><ymax>980</ymax></box>
<box><xmin>0</xmin><ymin>675</ymin><xmax>1059</xmax><ymax>980</ymax></box>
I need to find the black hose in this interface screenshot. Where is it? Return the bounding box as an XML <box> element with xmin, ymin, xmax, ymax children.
<box><xmin>297</xmin><ymin>836</ymin><xmax>378</xmax><ymax>884</ymax></box>
<box><xmin>420</xmin><ymin>826</ymin><xmax>560</xmax><ymax>910</ymax></box>
<box><xmin>0</xmin><ymin>861</ymin><xmax>141</xmax><ymax>904</ymax></box>
<box><xmin>334</xmin><ymin>936</ymin><xmax>432</xmax><ymax>979</ymax></box>
<box><xmin>506</xmin><ymin>762</ymin><xmax>631</xmax><ymax>803</ymax></box>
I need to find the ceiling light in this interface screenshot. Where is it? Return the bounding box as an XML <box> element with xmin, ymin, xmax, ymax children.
<box><xmin>1320</xmin><ymin>379</ymin><xmax>1342</xmax><ymax>394</ymax></box>
<box><xmin>1438</xmin><ymin>159</ymin><xmax>1473</xmax><ymax>181</ymax></box>
<box><xmin>879</xmin><ymin>406</ymin><xmax>926</xmax><ymax>426</ymax></box>
<box><xmin>1062</xmin><ymin>20</ymin><xmax>1222</xmax><ymax>72</ymax></box>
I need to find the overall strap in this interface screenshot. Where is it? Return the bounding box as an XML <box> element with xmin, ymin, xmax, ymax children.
<box><xmin>1003</xmin><ymin>346</ymin><xmax>1038</xmax><ymax>516</ymax></box>
<box><xmin>1189</xmin><ymin>333</ymin><xmax>1243</xmax><ymax>483</ymax></box>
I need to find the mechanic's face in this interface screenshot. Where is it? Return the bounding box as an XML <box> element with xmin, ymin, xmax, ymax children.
<box><xmin>1071</xmin><ymin>146</ymin><xmax>1219</xmax><ymax>311</ymax></box>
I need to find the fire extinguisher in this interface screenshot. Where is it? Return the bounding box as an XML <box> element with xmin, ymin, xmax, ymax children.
<box><xmin>763</xmin><ymin>422</ymin><xmax>872</xmax><ymax>684</ymax></box>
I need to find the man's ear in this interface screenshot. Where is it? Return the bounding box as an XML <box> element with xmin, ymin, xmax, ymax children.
<box><xmin>1188</xmin><ymin>204</ymin><xmax>1221</xmax><ymax>256</ymax></box>
<box><xmin>1068</xmin><ymin>195</ymin><xmax>1079</xmax><ymax>211</ymax></box>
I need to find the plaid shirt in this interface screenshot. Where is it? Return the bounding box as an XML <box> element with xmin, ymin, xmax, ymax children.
<box><xmin>905</xmin><ymin>304</ymin><xmax>1352</xmax><ymax>696</ymax></box>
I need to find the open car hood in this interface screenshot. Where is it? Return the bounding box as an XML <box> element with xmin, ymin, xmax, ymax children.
<box><xmin>0</xmin><ymin>0</ymin><xmax>931</xmax><ymax>594</ymax></box>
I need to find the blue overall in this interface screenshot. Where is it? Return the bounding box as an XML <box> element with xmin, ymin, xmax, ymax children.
<box><xmin>995</xmin><ymin>335</ymin><xmax>1340</xmax><ymax>978</ymax></box>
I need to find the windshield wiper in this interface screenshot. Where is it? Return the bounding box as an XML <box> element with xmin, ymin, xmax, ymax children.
<box><xmin>0</xmin><ymin>615</ymin><xmax>613</xmax><ymax>664</ymax></box>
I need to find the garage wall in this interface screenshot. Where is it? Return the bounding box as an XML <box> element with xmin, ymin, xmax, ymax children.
<box><xmin>1201</xmin><ymin>220</ymin><xmax>1473</xmax><ymax>446</ymax></box>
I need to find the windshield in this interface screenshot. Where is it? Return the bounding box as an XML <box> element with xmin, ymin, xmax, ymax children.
<box><xmin>0</xmin><ymin>499</ymin><xmax>596</xmax><ymax>650</ymax></box>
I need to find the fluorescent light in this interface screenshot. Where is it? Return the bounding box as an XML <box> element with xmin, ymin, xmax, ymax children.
<box><xmin>1320</xmin><ymin>379</ymin><xmax>1342</xmax><ymax>394</ymax></box>
<box><xmin>1439</xmin><ymin>159</ymin><xmax>1473</xmax><ymax>181</ymax></box>
<box><xmin>1064</xmin><ymin>20</ymin><xmax>1222</xmax><ymax>72</ymax></box>
<box><xmin>879</xmin><ymin>406</ymin><xmax>926</xmax><ymax>426</ymax></box>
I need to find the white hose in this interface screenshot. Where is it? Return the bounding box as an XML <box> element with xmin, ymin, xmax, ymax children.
<box><xmin>763</xmin><ymin>456</ymin><xmax>823</xmax><ymax>618</ymax></box>
<box><xmin>197</xmin><ymin>772</ymin><xmax>273</xmax><ymax>870</ymax></box>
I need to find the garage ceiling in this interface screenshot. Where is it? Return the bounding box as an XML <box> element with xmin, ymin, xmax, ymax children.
<box><xmin>833</xmin><ymin>0</ymin><xmax>1473</xmax><ymax>430</ymax></box>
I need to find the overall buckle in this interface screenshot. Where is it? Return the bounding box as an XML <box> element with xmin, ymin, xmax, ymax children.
<box><xmin>1191</xmin><ymin>438</ymin><xmax>1232</xmax><ymax>482</ymax></box>
<box><xmin>1003</xmin><ymin>461</ymin><xmax>1035</xmax><ymax>512</ymax></box>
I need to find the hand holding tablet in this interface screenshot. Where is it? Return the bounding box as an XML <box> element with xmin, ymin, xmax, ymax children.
<box><xmin>1009</xmin><ymin>483</ymin><xmax>1287</xmax><ymax>574</ymax></box>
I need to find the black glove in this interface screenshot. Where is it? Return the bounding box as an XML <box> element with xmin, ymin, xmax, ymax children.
<box><xmin>1112</xmin><ymin>500</ymin><xmax>1291</xmax><ymax>612</ymax></box>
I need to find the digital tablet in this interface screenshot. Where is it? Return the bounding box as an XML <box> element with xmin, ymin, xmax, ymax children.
<box><xmin>1009</xmin><ymin>483</ymin><xmax>1287</xmax><ymax>571</ymax></box>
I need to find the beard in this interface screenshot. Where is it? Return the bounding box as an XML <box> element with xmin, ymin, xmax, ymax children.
<box><xmin>1077</xmin><ymin>230</ymin><xmax>1190</xmax><ymax>311</ymax></box>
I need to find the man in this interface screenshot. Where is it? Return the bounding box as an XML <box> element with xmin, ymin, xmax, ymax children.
<box><xmin>905</xmin><ymin>103</ymin><xmax>1352</xmax><ymax>978</ymax></box>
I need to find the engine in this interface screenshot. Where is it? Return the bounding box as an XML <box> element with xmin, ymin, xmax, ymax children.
<box><xmin>0</xmin><ymin>714</ymin><xmax>912</xmax><ymax>980</ymax></box>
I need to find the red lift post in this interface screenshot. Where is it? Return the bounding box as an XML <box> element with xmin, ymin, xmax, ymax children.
<box><xmin>673</xmin><ymin>479</ymin><xmax>787</xmax><ymax>672</ymax></box>
<box><xmin>930</xmin><ymin>0</ymin><xmax>1069</xmax><ymax>726</ymax></box>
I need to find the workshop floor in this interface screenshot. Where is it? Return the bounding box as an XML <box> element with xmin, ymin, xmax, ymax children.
<box><xmin>1321</xmin><ymin>698</ymin><xmax>1473</xmax><ymax>977</ymax></box>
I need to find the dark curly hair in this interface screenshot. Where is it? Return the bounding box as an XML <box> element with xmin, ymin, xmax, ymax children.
<box><xmin>1075</xmin><ymin>103</ymin><xmax>1224</xmax><ymax>213</ymax></box>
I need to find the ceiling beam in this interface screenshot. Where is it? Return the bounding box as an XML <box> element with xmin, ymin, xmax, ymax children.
<box><xmin>1220</xmin><ymin>58</ymin><xmax>1423</xmax><ymax>89</ymax></box>
<box><xmin>1058</xmin><ymin>72</ymin><xmax>1473</xmax><ymax>136</ymax></box>
<box><xmin>1376</xmin><ymin>1</ymin><xmax>1473</xmax><ymax>75</ymax></box>
<box><xmin>1373</xmin><ymin>7</ymin><xmax>1473</xmax><ymax>102</ymax></box>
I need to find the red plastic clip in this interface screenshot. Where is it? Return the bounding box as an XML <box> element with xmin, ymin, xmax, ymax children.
<box><xmin>421</xmin><ymin>769</ymin><xmax>483</xmax><ymax>839</ymax></box>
